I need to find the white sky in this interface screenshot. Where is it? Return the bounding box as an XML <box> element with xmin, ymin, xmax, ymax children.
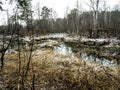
<box><xmin>32</xmin><ymin>0</ymin><xmax>119</xmax><ymax>17</ymax></box>
<box><xmin>0</xmin><ymin>0</ymin><xmax>119</xmax><ymax>25</ymax></box>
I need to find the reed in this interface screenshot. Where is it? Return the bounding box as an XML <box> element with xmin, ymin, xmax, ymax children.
<box><xmin>0</xmin><ymin>50</ymin><xmax>119</xmax><ymax>90</ymax></box>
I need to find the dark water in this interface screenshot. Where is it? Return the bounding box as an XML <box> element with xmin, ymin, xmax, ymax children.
<box><xmin>3</xmin><ymin>35</ymin><xmax>118</xmax><ymax>66</ymax></box>
<box><xmin>54</xmin><ymin>43</ymin><xmax>117</xmax><ymax>66</ymax></box>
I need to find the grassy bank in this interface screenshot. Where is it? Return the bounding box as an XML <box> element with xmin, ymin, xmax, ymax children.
<box><xmin>0</xmin><ymin>49</ymin><xmax>120</xmax><ymax>90</ymax></box>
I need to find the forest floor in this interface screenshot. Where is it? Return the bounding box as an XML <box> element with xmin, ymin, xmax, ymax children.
<box><xmin>0</xmin><ymin>48</ymin><xmax>120</xmax><ymax>90</ymax></box>
<box><xmin>0</xmin><ymin>33</ymin><xmax>120</xmax><ymax>89</ymax></box>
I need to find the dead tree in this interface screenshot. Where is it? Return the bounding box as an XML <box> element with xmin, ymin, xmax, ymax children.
<box><xmin>86</xmin><ymin>0</ymin><xmax>100</xmax><ymax>30</ymax></box>
<box><xmin>0</xmin><ymin>10</ymin><xmax>16</xmax><ymax>69</ymax></box>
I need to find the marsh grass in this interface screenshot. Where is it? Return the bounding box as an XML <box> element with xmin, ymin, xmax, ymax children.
<box><xmin>0</xmin><ymin>49</ymin><xmax>120</xmax><ymax>90</ymax></box>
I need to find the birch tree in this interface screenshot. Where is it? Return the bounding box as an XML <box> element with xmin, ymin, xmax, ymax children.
<box><xmin>9</xmin><ymin>0</ymin><xmax>34</xmax><ymax>89</ymax></box>
<box><xmin>89</xmin><ymin>0</ymin><xmax>100</xmax><ymax>29</ymax></box>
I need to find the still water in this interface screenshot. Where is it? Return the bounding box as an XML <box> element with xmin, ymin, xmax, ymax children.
<box><xmin>54</xmin><ymin>43</ymin><xmax>117</xmax><ymax>66</ymax></box>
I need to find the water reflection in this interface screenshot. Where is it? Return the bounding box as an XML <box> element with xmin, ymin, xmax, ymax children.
<box><xmin>54</xmin><ymin>43</ymin><xmax>74</xmax><ymax>58</ymax></box>
<box><xmin>54</xmin><ymin>43</ymin><xmax>117</xmax><ymax>66</ymax></box>
<box><xmin>80</xmin><ymin>52</ymin><xmax>117</xmax><ymax>66</ymax></box>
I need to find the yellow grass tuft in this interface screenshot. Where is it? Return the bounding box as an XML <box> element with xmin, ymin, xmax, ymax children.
<box><xmin>0</xmin><ymin>49</ymin><xmax>120</xmax><ymax>89</ymax></box>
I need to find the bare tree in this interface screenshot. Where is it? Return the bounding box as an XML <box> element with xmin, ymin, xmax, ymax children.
<box><xmin>0</xmin><ymin>9</ymin><xmax>16</xmax><ymax>69</ymax></box>
<box><xmin>76</xmin><ymin>0</ymin><xmax>80</xmax><ymax>35</ymax></box>
<box><xmin>88</xmin><ymin>0</ymin><xmax>100</xmax><ymax>29</ymax></box>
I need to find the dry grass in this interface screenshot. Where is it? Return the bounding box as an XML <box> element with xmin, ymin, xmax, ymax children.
<box><xmin>0</xmin><ymin>49</ymin><xmax>120</xmax><ymax>90</ymax></box>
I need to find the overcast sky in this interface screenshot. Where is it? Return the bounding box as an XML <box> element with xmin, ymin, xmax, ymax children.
<box><xmin>0</xmin><ymin>0</ymin><xmax>119</xmax><ymax>25</ymax></box>
<box><xmin>32</xmin><ymin>0</ymin><xmax>119</xmax><ymax>17</ymax></box>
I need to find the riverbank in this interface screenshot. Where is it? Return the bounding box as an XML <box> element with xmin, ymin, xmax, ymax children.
<box><xmin>0</xmin><ymin>49</ymin><xmax>120</xmax><ymax>89</ymax></box>
<box><xmin>0</xmin><ymin>33</ymin><xmax>120</xmax><ymax>89</ymax></box>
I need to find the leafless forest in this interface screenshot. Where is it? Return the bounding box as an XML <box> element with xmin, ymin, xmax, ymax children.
<box><xmin>0</xmin><ymin>0</ymin><xmax>120</xmax><ymax>90</ymax></box>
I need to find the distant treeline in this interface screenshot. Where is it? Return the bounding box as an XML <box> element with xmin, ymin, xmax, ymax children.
<box><xmin>0</xmin><ymin>7</ymin><xmax>120</xmax><ymax>38</ymax></box>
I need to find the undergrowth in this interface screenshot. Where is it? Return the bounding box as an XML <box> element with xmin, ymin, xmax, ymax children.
<box><xmin>0</xmin><ymin>50</ymin><xmax>120</xmax><ymax>90</ymax></box>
